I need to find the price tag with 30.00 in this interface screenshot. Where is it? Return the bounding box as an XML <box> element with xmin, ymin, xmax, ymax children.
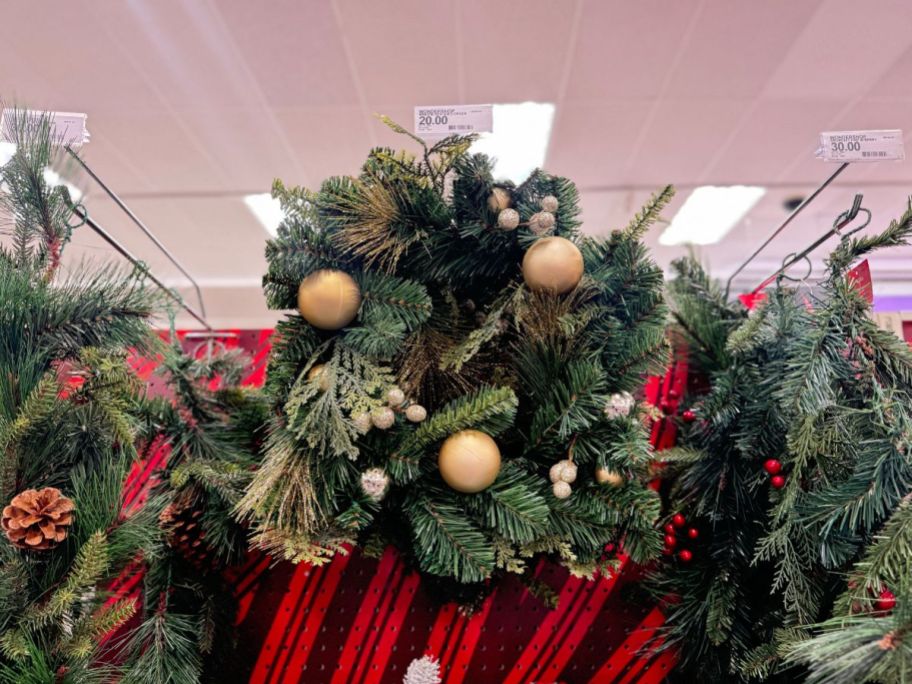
<box><xmin>817</xmin><ymin>129</ymin><xmax>904</xmax><ymax>162</ymax></box>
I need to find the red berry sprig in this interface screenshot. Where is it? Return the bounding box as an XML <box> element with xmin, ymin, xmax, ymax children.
<box><xmin>876</xmin><ymin>588</ymin><xmax>897</xmax><ymax>612</ymax></box>
<box><xmin>763</xmin><ymin>459</ymin><xmax>787</xmax><ymax>489</ymax></box>
<box><xmin>681</xmin><ymin>409</ymin><xmax>696</xmax><ymax>423</ymax></box>
<box><xmin>663</xmin><ymin>514</ymin><xmax>696</xmax><ymax>562</ymax></box>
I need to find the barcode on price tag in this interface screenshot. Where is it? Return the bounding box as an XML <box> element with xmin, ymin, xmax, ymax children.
<box><xmin>414</xmin><ymin>105</ymin><xmax>493</xmax><ymax>139</ymax></box>
<box><xmin>817</xmin><ymin>129</ymin><xmax>904</xmax><ymax>163</ymax></box>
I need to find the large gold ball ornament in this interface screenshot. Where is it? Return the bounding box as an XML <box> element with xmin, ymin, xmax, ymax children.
<box><xmin>521</xmin><ymin>236</ymin><xmax>584</xmax><ymax>294</ymax></box>
<box><xmin>438</xmin><ymin>430</ymin><xmax>502</xmax><ymax>493</ymax></box>
<box><xmin>595</xmin><ymin>467</ymin><xmax>625</xmax><ymax>487</ymax></box>
<box><xmin>297</xmin><ymin>269</ymin><xmax>361</xmax><ymax>330</ymax></box>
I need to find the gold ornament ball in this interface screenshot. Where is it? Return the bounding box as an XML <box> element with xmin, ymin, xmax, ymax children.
<box><xmin>487</xmin><ymin>187</ymin><xmax>512</xmax><ymax>213</ymax></box>
<box><xmin>352</xmin><ymin>411</ymin><xmax>373</xmax><ymax>434</ymax></box>
<box><xmin>371</xmin><ymin>406</ymin><xmax>396</xmax><ymax>430</ymax></box>
<box><xmin>558</xmin><ymin>460</ymin><xmax>577</xmax><ymax>484</ymax></box>
<box><xmin>549</xmin><ymin>462</ymin><xmax>565</xmax><ymax>483</ymax></box>
<box><xmin>497</xmin><ymin>208</ymin><xmax>520</xmax><ymax>231</ymax></box>
<box><xmin>297</xmin><ymin>269</ymin><xmax>361</xmax><ymax>330</ymax></box>
<box><xmin>528</xmin><ymin>211</ymin><xmax>556</xmax><ymax>236</ymax></box>
<box><xmin>540</xmin><ymin>195</ymin><xmax>559</xmax><ymax>213</ymax></box>
<box><xmin>522</xmin><ymin>236</ymin><xmax>584</xmax><ymax>295</ymax></box>
<box><xmin>438</xmin><ymin>430</ymin><xmax>502</xmax><ymax>493</ymax></box>
<box><xmin>552</xmin><ymin>481</ymin><xmax>572</xmax><ymax>499</ymax></box>
<box><xmin>405</xmin><ymin>404</ymin><xmax>427</xmax><ymax>423</ymax></box>
<box><xmin>387</xmin><ymin>387</ymin><xmax>406</xmax><ymax>407</ymax></box>
<box><xmin>307</xmin><ymin>364</ymin><xmax>331</xmax><ymax>391</ymax></box>
<box><xmin>595</xmin><ymin>467</ymin><xmax>625</xmax><ymax>487</ymax></box>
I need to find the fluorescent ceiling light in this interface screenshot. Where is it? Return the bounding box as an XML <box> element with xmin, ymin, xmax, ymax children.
<box><xmin>244</xmin><ymin>193</ymin><xmax>284</xmax><ymax>236</ymax></box>
<box><xmin>42</xmin><ymin>168</ymin><xmax>83</xmax><ymax>202</ymax></box>
<box><xmin>659</xmin><ymin>185</ymin><xmax>766</xmax><ymax>246</ymax></box>
<box><xmin>470</xmin><ymin>102</ymin><xmax>555</xmax><ymax>184</ymax></box>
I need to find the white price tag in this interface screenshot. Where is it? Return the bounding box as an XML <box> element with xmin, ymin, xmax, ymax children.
<box><xmin>817</xmin><ymin>129</ymin><xmax>904</xmax><ymax>162</ymax></box>
<box><xmin>414</xmin><ymin>105</ymin><xmax>493</xmax><ymax>138</ymax></box>
<box><xmin>0</xmin><ymin>109</ymin><xmax>90</xmax><ymax>147</ymax></box>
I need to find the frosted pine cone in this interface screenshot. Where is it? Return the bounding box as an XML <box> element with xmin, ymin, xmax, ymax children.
<box><xmin>403</xmin><ymin>655</ymin><xmax>441</xmax><ymax>684</ymax></box>
<box><xmin>604</xmin><ymin>392</ymin><xmax>635</xmax><ymax>420</ymax></box>
<box><xmin>360</xmin><ymin>468</ymin><xmax>390</xmax><ymax>502</ymax></box>
<box><xmin>2</xmin><ymin>487</ymin><xmax>75</xmax><ymax>550</ymax></box>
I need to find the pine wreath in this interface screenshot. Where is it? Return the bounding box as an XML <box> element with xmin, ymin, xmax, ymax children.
<box><xmin>238</xmin><ymin>119</ymin><xmax>672</xmax><ymax>588</ymax></box>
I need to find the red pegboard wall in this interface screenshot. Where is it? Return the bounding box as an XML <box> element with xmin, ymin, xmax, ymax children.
<box><xmin>122</xmin><ymin>331</ymin><xmax>683</xmax><ymax>683</ymax></box>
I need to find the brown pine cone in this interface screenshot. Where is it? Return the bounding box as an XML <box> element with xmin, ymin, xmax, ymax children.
<box><xmin>2</xmin><ymin>487</ymin><xmax>75</xmax><ymax>550</ymax></box>
<box><xmin>159</xmin><ymin>494</ymin><xmax>217</xmax><ymax>569</ymax></box>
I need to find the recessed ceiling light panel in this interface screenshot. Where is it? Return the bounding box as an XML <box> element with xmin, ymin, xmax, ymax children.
<box><xmin>470</xmin><ymin>102</ymin><xmax>555</xmax><ymax>184</ymax></box>
<box><xmin>659</xmin><ymin>185</ymin><xmax>766</xmax><ymax>246</ymax></box>
<box><xmin>244</xmin><ymin>193</ymin><xmax>285</xmax><ymax>236</ymax></box>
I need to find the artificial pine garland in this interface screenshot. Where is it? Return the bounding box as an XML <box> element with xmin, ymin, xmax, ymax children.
<box><xmin>655</xmin><ymin>202</ymin><xmax>912</xmax><ymax>683</ymax></box>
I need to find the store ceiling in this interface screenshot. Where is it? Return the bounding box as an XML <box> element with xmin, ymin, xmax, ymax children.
<box><xmin>2</xmin><ymin>0</ymin><xmax>912</xmax><ymax>328</ymax></box>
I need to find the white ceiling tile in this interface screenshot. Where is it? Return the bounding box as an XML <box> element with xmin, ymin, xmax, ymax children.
<box><xmin>547</xmin><ymin>101</ymin><xmax>654</xmax><ymax>187</ymax></box>
<box><xmin>764</xmin><ymin>0</ymin><xmax>912</xmax><ymax>99</ymax></box>
<box><xmin>667</xmin><ymin>0</ymin><xmax>821</xmax><ymax>98</ymax></box>
<box><xmin>626</xmin><ymin>99</ymin><xmax>750</xmax><ymax>184</ymax></box>
<box><xmin>275</xmin><ymin>107</ymin><xmax>373</xmax><ymax>181</ymax></box>
<box><xmin>457</xmin><ymin>0</ymin><xmax>577</xmax><ymax>104</ymax></box>
<box><xmin>707</xmin><ymin>99</ymin><xmax>844</xmax><ymax>183</ymax></box>
<box><xmin>564</xmin><ymin>1</ymin><xmax>695</xmax><ymax>101</ymax></box>
<box><xmin>334</xmin><ymin>0</ymin><xmax>460</xmax><ymax>108</ymax></box>
<box><xmin>214</xmin><ymin>0</ymin><xmax>361</xmax><ymax>107</ymax></box>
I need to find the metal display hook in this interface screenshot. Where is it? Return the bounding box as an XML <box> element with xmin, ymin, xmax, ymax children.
<box><xmin>69</xmin><ymin>202</ymin><xmax>214</xmax><ymax>332</ymax></box>
<box><xmin>64</xmin><ymin>144</ymin><xmax>208</xmax><ymax>320</ymax></box>
<box><xmin>749</xmin><ymin>193</ymin><xmax>870</xmax><ymax>296</ymax></box>
<box><xmin>724</xmin><ymin>162</ymin><xmax>850</xmax><ymax>298</ymax></box>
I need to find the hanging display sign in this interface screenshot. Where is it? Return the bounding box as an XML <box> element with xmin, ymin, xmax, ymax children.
<box><xmin>0</xmin><ymin>109</ymin><xmax>90</xmax><ymax>147</ymax></box>
<box><xmin>817</xmin><ymin>129</ymin><xmax>904</xmax><ymax>162</ymax></box>
<box><xmin>414</xmin><ymin>104</ymin><xmax>493</xmax><ymax>138</ymax></box>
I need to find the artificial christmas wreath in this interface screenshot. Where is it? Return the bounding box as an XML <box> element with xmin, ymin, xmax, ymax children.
<box><xmin>238</xmin><ymin>118</ymin><xmax>673</xmax><ymax>590</ymax></box>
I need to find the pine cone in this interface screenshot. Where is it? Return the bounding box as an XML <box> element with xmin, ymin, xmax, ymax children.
<box><xmin>2</xmin><ymin>487</ymin><xmax>75</xmax><ymax>550</ymax></box>
<box><xmin>159</xmin><ymin>493</ymin><xmax>217</xmax><ymax>569</ymax></box>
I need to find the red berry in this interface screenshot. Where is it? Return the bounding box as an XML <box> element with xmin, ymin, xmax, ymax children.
<box><xmin>682</xmin><ymin>410</ymin><xmax>696</xmax><ymax>423</ymax></box>
<box><xmin>664</xmin><ymin>535</ymin><xmax>677</xmax><ymax>548</ymax></box>
<box><xmin>672</xmin><ymin>513</ymin><xmax>686</xmax><ymax>528</ymax></box>
<box><xmin>664</xmin><ymin>523</ymin><xmax>675</xmax><ymax>535</ymax></box>
<box><xmin>662</xmin><ymin>547</ymin><xmax>674</xmax><ymax>556</ymax></box>
<box><xmin>687</xmin><ymin>528</ymin><xmax>699</xmax><ymax>539</ymax></box>
<box><xmin>876</xmin><ymin>589</ymin><xmax>897</xmax><ymax>612</ymax></box>
<box><xmin>770</xmin><ymin>475</ymin><xmax>786</xmax><ymax>489</ymax></box>
<box><xmin>678</xmin><ymin>549</ymin><xmax>693</xmax><ymax>563</ymax></box>
<box><xmin>763</xmin><ymin>459</ymin><xmax>782</xmax><ymax>475</ymax></box>
<box><xmin>668</xmin><ymin>389</ymin><xmax>679</xmax><ymax>399</ymax></box>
